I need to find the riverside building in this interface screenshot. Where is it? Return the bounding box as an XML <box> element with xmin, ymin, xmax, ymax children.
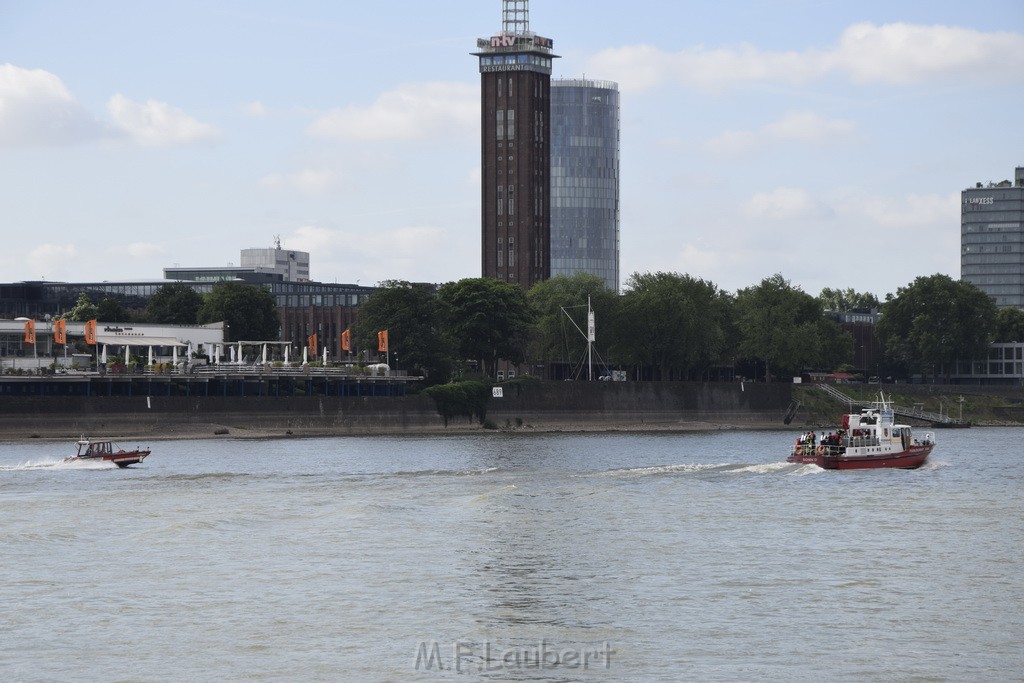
<box><xmin>474</xmin><ymin>0</ymin><xmax>558</xmax><ymax>289</ymax></box>
<box><xmin>961</xmin><ymin>166</ymin><xmax>1024</xmax><ymax>310</ymax></box>
<box><xmin>550</xmin><ymin>79</ymin><xmax>620</xmax><ymax>293</ymax></box>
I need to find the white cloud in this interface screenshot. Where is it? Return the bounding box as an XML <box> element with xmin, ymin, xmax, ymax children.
<box><xmin>125</xmin><ymin>242</ymin><xmax>166</xmax><ymax>258</ymax></box>
<box><xmin>107</xmin><ymin>93</ymin><xmax>220</xmax><ymax>146</ymax></box>
<box><xmin>706</xmin><ymin>110</ymin><xmax>856</xmax><ymax>157</ymax></box>
<box><xmin>741</xmin><ymin>187</ymin><xmax>832</xmax><ymax>222</ymax></box>
<box><xmin>307</xmin><ymin>82</ymin><xmax>478</xmax><ymax>141</ymax></box>
<box><xmin>703</xmin><ymin>129</ymin><xmax>760</xmax><ymax>156</ymax></box>
<box><xmin>260</xmin><ymin>168</ymin><xmax>339</xmax><ymax>194</ymax></box>
<box><xmin>0</xmin><ymin>63</ymin><xmax>104</xmax><ymax>146</ymax></box>
<box><xmin>588</xmin><ymin>23</ymin><xmax>1024</xmax><ymax>92</ymax></box>
<box><xmin>286</xmin><ymin>225</ymin><xmax>338</xmax><ymax>253</ymax></box>
<box><xmin>764</xmin><ymin>111</ymin><xmax>856</xmax><ymax>143</ymax></box>
<box><xmin>841</xmin><ymin>191</ymin><xmax>959</xmax><ymax>230</ymax></box>
<box><xmin>282</xmin><ymin>223</ymin><xmax>461</xmax><ymax>284</ymax></box>
<box><xmin>242</xmin><ymin>100</ymin><xmax>267</xmax><ymax>117</ymax></box>
<box><xmin>830</xmin><ymin>22</ymin><xmax>1024</xmax><ymax>85</ymax></box>
<box><xmin>27</xmin><ymin>243</ymin><xmax>78</xmax><ymax>278</ymax></box>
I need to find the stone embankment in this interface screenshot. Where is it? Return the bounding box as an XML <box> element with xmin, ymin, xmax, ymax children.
<box><xmin>2</xmin><ymin>380</ymin><xmax>1019</xmax><ymax>441</ymax></box>
<box><xmin>0</xmin><ymin>381</ymin><xmax>792</xmax><ymax>440</ymax></box>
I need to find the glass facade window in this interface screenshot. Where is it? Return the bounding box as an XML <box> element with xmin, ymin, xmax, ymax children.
<box><xmin>961</xmin><ymin>167</ymin><xmax>1024</xmax><ymax>310</ymax></box>
<box><xmin>549</xmin><ymin>79</ymin><xmax>620</xmax><ymax>293</ymax></box>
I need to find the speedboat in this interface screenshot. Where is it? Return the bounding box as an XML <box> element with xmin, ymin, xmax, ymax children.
<box><xmin>65</xmin><ymin>438</ymin><xmax>151</xmax><ymax>468</ymax></box>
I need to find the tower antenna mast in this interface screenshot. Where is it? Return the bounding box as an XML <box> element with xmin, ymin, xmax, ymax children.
<box><xmin>502</xmin><ymin>0</ymin><xmax>530</xmax><ymax>36</ymax></box>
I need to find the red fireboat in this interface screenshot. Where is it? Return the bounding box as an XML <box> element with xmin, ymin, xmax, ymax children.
<box><xmin>788</xmin><ymin>397</ymin><xmax>934</xmax><ymax>470</ymax></box>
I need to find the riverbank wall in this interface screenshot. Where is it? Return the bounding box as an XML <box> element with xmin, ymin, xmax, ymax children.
<box><xmin>0</xmin><ymin>380</ymin><xmax>793</xmax><ymax>440</ymax></box>
<box><xmin>1</xmin><ymin>380</ymin><xmax>1019</xmax><ymax>441</ymax></box>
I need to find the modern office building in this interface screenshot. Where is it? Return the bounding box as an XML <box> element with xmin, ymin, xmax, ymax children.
<box><xmin>550</xmin><ymin>79</ymin><xmax>620</xmax><ymax>292</ymax></box>
<box><xmin>240</xmin><ymin>239</ymin><xmax>310</xmax><ymax>282</ymax></box>
<box><xmin>961</xmin><ymin>166</ymin><xmax>1024</xmax><ymax>309</ymax></box>
<box><xmin>473</xmin><ymin>0</ymin><xmax>558</xmax><ymax>289</ymax></box>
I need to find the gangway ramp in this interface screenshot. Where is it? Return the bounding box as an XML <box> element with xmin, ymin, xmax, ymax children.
<box><xmin>815</xmin><ymin>384</ymin><xmax>969</xmax><ymax>427</ymax></box>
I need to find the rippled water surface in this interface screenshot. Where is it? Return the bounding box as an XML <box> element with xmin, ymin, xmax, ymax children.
<box><xmin>2</xmin><ymin>428</ymin><xmax>1022</xmax><ymax>681</ymax></box>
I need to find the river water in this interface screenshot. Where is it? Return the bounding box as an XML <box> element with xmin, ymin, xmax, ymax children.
<box><xmin>1</xmin><ymin>428</ymin><xmax>1021</xmax><ymax>682</ymax></box>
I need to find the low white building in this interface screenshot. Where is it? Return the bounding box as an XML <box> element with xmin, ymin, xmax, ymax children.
<box><xmin>0</xmin><ymin>319</ymin><xmax>226</xmax><ymax>369</ymax></box>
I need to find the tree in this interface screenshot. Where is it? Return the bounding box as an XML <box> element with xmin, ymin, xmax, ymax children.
<box><xmin>66</xmin><ymin>292</ymin><xmax>99</xmax><ymax>322</ymax></box>
<box><xmin>993</xmin><ymin>307</ymin><xmax>1024</xmax><ymax>343</ymax></box>
<box><xmin>197</xmin><ymin>282</ymin><xmax>279</xmax><ymax>342</ymax></box>
<box><xmin>526</xmin><ymin>273</ymin><xmax>619</xmax><ymax>374</ymax></box>
<box><xmin>147</xmin><ymin>283</ymin><xmax>203</xmax><ymax>325</ymax></box>
<box><xmin>612</xmin><ymin>271</ymin><xmax>733</xmax><ymax>380</ymax></box>
<box><xmin>736</xmin><ymin>274</ymin><xmax>851</xmax><ymax>381</ymax></box>
<box><xmin>437</xmin><ymin>278</ymin><xmax>535</xmax><ymax>377</ymax></box>
<box><xmin>818</xmin><ymin>287</ymin><xmax>881</xmax><ymax>312</ymax></box>
<box><xmin>96</xmin><ymin>297</ymin><xmax>128</xmax><ymax>323</ymax></box>
<box><xmin>353</xmin><ymin>280</ymin><xmax>452</xmax><ymax>381</ymax></box>
<box><xmin>875</xmin><ymin>274</ymin><xmax>997</xmax><ymax>379</ymax></box>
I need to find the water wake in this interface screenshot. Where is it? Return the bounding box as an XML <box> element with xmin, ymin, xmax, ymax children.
<box><xmin>728</xmin><ymin>462</ymin><xmax>794</xmax><ymax>475</ymax></box>
<box><xmin>389</xmin><ymin>466</ymin><xmax>502</xmax><ymax>478</ymax></box>
<box><xmin>593</xmin><ymin>463</ymin><xmax>731</xmax><ymax>477</ymax></box>
<box><xmin>0</xmin><ymin>458</ymin><xmax>114</xmax><ymax>471</ymax></box>
<box><xmin>594</xmin><ymin>461</ymin><xmax>820</xmax><ymax>478</ymax></box>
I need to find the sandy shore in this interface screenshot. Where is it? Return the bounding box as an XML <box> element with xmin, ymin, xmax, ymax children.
<box><xmin>0</xmin><ymin>418</ymin><xmax>790</xmax><ymax>443</ymax></box>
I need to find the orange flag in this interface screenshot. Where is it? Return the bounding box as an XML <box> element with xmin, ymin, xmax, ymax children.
<box><xmin>377</xmin><ymin>329</ymin><xmax>389</xmax><ymax>353</ymax></box>
<box><xmin>53</xmin><ymin>319</ymin><xmax>67</xmax><ymax>345</ymax></box>
<box><xmin>23</xmin><ymin>319</ymin><xmax>35</xmax><ymax>344</ymax></box>
<box><xmin>340</xmin><ymin>329</ymin><xmax>351</xmax><ymax>352</ymax></box>
<box><xmin>308</xmin><ymin>333</ymin><xmax>318</xmax><ymax>356</ymax></box>
<box><xmin>84</xmin><ymin>319</ymin><xmax>97</xmax><ymax>345</ymax></box>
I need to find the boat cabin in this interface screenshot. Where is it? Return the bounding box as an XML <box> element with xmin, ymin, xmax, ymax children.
<box><xmin>77</xmin><ymin>440</ymin><xmax>114</xmax><ymax>457</ymax></box>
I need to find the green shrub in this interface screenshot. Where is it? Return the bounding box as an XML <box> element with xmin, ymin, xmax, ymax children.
<box><xmin>423</xmin><ymin>380</ymin><xmax>492</xmax><ymax>426</ymax></box>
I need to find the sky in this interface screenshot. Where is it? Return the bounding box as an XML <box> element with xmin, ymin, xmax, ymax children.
<box><xmin>2</xmin><ymin>0</ymin><xmax>1023</xmax><ymax>300</ymax></box>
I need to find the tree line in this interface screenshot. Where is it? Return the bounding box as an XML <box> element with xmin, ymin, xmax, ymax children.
<box><xmin>353</xmin><ymin>272</ymin><xmax>1024</xmax><ymax>385</ymax></box>
<box><xmin>67</xmin><ymin>273</ymin><xmax>1024</xmax><ymax>384</ymax></box>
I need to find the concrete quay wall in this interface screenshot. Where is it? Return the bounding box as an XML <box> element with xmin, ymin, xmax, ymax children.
<box><xmin>0</xmin><ymin>381</ymin><xmax>793</xmax><ymax>439</ymax></box>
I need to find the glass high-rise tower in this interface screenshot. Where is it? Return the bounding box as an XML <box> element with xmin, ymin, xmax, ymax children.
<box><xmin>550</xmin><ymin>79</ymin><xmax>620</xmax><ymax>293</ymax></box>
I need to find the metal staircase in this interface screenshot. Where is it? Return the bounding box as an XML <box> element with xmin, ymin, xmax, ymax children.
<box><xmin>815</xmin><ymin>384</ymin><xmax>968</xmax><ymax>427</ymax></box>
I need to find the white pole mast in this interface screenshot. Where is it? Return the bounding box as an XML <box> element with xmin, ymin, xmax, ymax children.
<box><xmin>587</xmin><ymin>296</ymin><xmax>596</xmax><ymax>381</ymax></box>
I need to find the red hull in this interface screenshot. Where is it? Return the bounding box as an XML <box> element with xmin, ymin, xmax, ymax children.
<box><xmin>788</xmin><ymin>444</ymin><xmax>932</xmax><ymax>470</ymax></box>
<box><xmin>67</xmin><ymin>450</ymin><xmax>150</xmax><ymax>468</ymax></box>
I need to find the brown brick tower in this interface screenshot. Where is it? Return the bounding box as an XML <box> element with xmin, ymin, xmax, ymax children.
<box><xmin>473</xmin><ymin>0</ymin><xmax>558</xmax><ymax>289</ymax></box>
